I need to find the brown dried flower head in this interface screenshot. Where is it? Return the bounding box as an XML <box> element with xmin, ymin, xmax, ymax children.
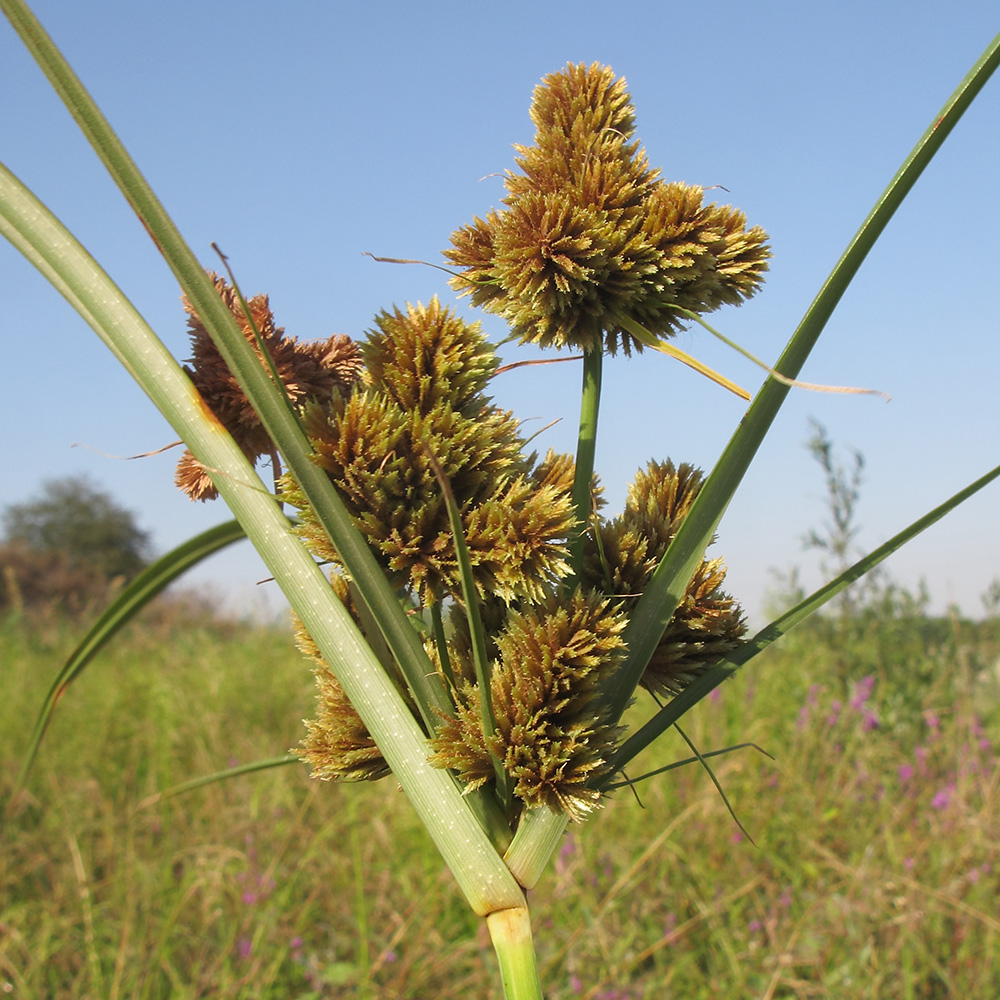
<box><xmin>176</xmin><ymin>273</ymin><xmax>363</xmax><ymax>500</ymax></box>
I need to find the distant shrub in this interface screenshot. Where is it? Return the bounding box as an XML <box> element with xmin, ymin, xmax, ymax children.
<box><xmin>1</xmin><ymin>475</ymin><xmax>153</xmax><ymax>613</ymax></box>
<box><xmin>0</xmin><ymin>538</ymin><xmax>112</xmax><ymax>614</ymax></box>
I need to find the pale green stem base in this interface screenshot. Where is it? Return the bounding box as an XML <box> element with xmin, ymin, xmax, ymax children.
<box><xmin>487</xmin><ymin>907</ymin><xmax>544</xmax><ymax>1000</ymax></box>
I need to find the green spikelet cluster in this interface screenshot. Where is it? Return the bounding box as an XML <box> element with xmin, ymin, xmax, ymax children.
<box><xmin>447</xmin><ymin>62</ymin><xmax>770</xmax><ymax>355</ymax></box>
<box><xmin>430</xmin><ymin>590</ymin><xmax>627</xmax><ymax>821</ymax></box>
<box><xmin>583</xmin><ymin>460</ymin><xmax>746</xmax><ymax>696</ymax></box>
<box><xmin>281</xmin><ymin>297</ymin><xmax>575</xmax><ymax>604</ymax></box>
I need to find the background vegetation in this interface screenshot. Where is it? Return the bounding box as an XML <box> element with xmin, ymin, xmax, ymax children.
<box><xmin>3</xmin><ymin>572</ymin><xmax>997</xmax><ymax>999</ymax></box>
<box><xmin>3</xmin><ymin>432</ymin><xmax>999</xmax><ymax>998</ymax></box>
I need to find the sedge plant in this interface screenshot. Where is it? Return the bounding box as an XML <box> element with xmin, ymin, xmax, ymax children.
<box><xmin>3</xmin><ymin>3</ymin><xmax>1000</xmax><ymax>996</ymax></box>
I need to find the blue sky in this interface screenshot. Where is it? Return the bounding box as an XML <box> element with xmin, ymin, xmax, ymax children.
<box><xmin>2</xmin><ymin>1</ymin><xmax>998</xmax><ymax>624</ymax></box>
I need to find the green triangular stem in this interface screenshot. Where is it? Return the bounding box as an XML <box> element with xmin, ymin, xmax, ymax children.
<box><xmin>487</xmin><ymin>907</ymin><xmax>544</xmax><ymax>1000</ymax></box>
<box><xmin>568</xmin><ymin>348</ymin><xmax>603</xmax><ymax>581</ymax></box>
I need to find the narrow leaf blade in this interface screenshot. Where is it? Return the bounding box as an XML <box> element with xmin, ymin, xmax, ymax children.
<box><xmin>11</xmin><ymin>520</ymin><xmax>246</xmax><ymax>800</ymax></box>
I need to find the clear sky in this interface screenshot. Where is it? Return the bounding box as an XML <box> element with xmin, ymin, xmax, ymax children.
<box><xmin>2</xmin><ymin>1</ymin><xmax>998</xmax><ymax>625</ymax></box>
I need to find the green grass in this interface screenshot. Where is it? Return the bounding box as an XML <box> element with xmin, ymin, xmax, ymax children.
<box><xmin>2</xmin><ymin>606</ymin><xmax>998</xmax><ymax>999</ymax></box>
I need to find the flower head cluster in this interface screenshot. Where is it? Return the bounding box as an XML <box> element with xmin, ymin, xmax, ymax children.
<box><xmin>583</xmin><ymin>460</ymin><xmax>745</xmax><ymax>695</ymax></box>
<box><xmin>447</xmin><ymin>62</ymin><xmax>770</xmax><ymax>354</ymax></box>
<box><xmin>297</xmin><ymin>664</ymin><xmax>392</xmax><ymax>782</ymax></box>
<box><xmin>281</xmin><ymin>297</ymin><xmax>575</xmax><ymax>605</ymax></box>
<box><xmin>177</xmin><ymin>274</ymin><xmax>363</xmax><ymax>500</ymax></box>
<box><xmin>430</xmin><ymin>589</ymin><xmax>627</xmax><ymax>820</ymax></box>
<box><xmin>292</xmin><ymin>574</ymin><xmax>391</xmax><ymax>782</ymax></box>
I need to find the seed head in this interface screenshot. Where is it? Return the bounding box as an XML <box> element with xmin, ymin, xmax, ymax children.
<box><xmin>176</xmin><ymin>273</ymin><xmax>362</xmax><ymax>500</ymax></box>
<box><xmin>583</xmin><ymin>460</ymin><xmax>745</xmax><ymax>694</ymax></box>
<box><xmin>447</xmin><ymin>63</ymin><xmax>770</xmax><ymax>355</ymax></box>
<box><xmin>292</xmin><ymin>576</ymin><xmax>390</xmax><ymax>782</ymax></box>
<box><xmin>282</xmin><ymin>298</ymin><xmax>575</xmax><ymax>604</ymax></box>
<box><xmin>430</xmin><ymin>589</ymin><xmax>627</xmax><ymax>820</ymax></box>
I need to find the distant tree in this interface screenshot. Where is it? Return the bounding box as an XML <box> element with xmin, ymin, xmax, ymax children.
<box><xmin>801</xmin><ymin>418</ymin><xmax>880</xmax><ymax>621</ymax></box>
<box><xmin>2</xmin><ymin>475</ymin><xmax>153</xmax><ymax>583</ymax></box>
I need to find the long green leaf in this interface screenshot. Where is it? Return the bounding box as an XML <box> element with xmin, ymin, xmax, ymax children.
<box><xmin>603</xmin><ymin>742</ymin><xmax>772</xmax><ymax>790</ymax></box>
<box><xmin>137</xmin><ymin>754</ymin><xmax>300</xmax><ymax>809</ymax></box>
<box><xmin>673</xmin><ymin>723</ymin><xmax>755</xmax><ymax>845</ymax></box>
<box><xmin>606</xmin><ymin>27</ymin><xmax>1000</xmax><ymax>725</ymax></box>
<box><xmin>0</xmin><ymin>0</ymin><xmax>451</xmax><ymax>736</ymax></box>
<box><xmin>1</xmin><ymin>0</ymin><xmax>515</xmax><ymax>856</ymax></box>
<box><xmin>607</xmin><ymin>459</ymin><xmax>1000</xmax><ymax>775</ymax></box>
<box><xmin>425</xmin><ymin>447</ymin><xmax>511</xmax><ymax>810</ymax></box>
<box><xmin>10</xmin><ymin>519</ymin><xmax>245</xmax><ymax>799</ymax></box>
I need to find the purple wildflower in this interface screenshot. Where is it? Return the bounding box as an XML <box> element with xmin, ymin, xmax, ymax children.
<box><xmin>850</xmin><ymin>675</ymin><xmax>875</xmax><ymax>711</ymax></box>
<box><xmin>931</xmin><ymin>783</ymin><xmax>955</xmax><ymax>810</ymax></box>
<box><xmin>796</xmin><ymin>704</ymin><xmax>811</xmax><ymax>730</ymax></box>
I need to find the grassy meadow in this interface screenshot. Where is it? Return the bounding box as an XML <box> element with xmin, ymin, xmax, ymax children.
<box><xmin>2</xmin><ymin>600</ymin><xmax>998</xmax><ymax>999</ymax></box>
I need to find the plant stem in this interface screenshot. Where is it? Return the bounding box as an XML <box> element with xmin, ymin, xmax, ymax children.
<box><xmin>568</xmin><ymin>348</ymin><xmax>603</xmax><ymax>581</ymax></box>
<box><xmin>504</xmin><ymin>804</ymin><xmax>567</xmax><ymax>890</ymax></box>
<box><xmin>487</xmin><ymin>907</ymin><xmax>544</xmax><ymax>1000</ymax></box>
